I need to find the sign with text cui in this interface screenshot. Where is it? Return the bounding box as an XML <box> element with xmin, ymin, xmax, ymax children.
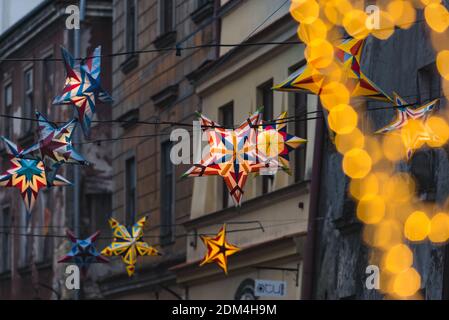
<box><xmin>255</xmin><ymin>279</ymin><xmax>287</xmax><ymax>298</ymax></box>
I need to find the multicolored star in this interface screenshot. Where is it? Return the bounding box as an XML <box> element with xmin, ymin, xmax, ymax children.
<box><xmin>256</xmin><ymin>112</ymin><xmax>307</xmax><ymax>174</ymax></box>
<box><xmin>273</xmin><ymin>37</ymin><xmax>392</xmax><ymax>102</ymax></box>
<box><xmin>200</xmin><ymin>224</ymin><xmax>240</xmax><ymax>274</ymax></box>
<box><xmin>0</xmin><ymin>137</ymin><xmax>70</xmax><ymax>213</ymax></box>
<box><xmin>101</xmin><ymin>216</ymin><xmax>160</xmax><ymax>276</ymax></box>
<box><xmin>21</xmin><ymin>112</ymin><xmax>87</xmax><ymax>185</ymax></box>
<box><xmin>53</xmin><ymin>46</ymin><xmax>113</xmax><ymax>137</ymax></box>
<box><xmin>375</xmin><ymin>93</ymin><xmax>439</xmax><ymax>134</ymax></box>
<box><xmin>183</xmin><ymin>110</ymin><xmax>262</xmax><ymax>207</ymax></box>
<box><xmin>58</xmin><ymin>229</ymin><xmax>109</xmax><ymax>274</ymax></box>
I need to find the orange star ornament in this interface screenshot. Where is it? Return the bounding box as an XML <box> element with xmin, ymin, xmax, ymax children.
<box><xmin>200</xmin><ymin>224</ymin><xmax>240</xmax><ymax>274</ymax></box>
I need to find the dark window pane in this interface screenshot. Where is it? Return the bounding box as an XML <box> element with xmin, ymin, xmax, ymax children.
<box><xmin>161</xmin><ymin>141</ymin><xmax>174</xmax><ymax>245</ymax></box>
<box><xmin>161</xmin><ymin>0</ymin><xmax>174</xmax><ymax>34</ymax></box>
<box><xmin>1</xmin><ymin>207</ymin><xmax>10</xmax><ymax>272</ymax></box>
<box><xmin>126</xmin><ymin>0</ymin><xmax>136</xmax><ymax>51</ymax></box>
<box><xmin>125</xmin><ymin>157</ymin><xmax>136</xmax><ymax>224</ymax></box>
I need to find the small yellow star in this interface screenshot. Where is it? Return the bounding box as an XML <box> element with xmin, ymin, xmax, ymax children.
<box><xmin>200</xmin><ymin>224</ymin><xmax>240</xmax><ymax>274</ymax></box>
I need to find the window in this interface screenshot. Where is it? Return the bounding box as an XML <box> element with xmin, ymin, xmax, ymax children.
<box><xmin>23</xmin><ymin>68</ymin><xmax>33</xmax><ymax>134</ymax></box>
<box><xmin>159</xmin><ymin>0</ymin><xmax>174</xmax><ymax>35</ymax></box>
<box><xmin>219</xmin><ymin>103</ymin><xmax>234</xmax><ymax>209</ymax></box>
<box><xmin>294</xmin><ymin>93</ymin><xmax>308</xmax><ymax>182</ymax></box>
<box><xmin>410</xmin><ymin>63</ymin><xmax>441</xmax><ymax>200</ymax></box>
<box><xmin>126</xmin><ymin>0</ymin><xmax>137</xmax><ymax>52</ymax></box>
<box><xmin>418</xmin><ymin>63</ymin><xmax>441</xmax><ymax>104</ymax></box>
<box><xmin>258</xmin><ymin>80</ymin><xmax>274</xmax><ymax>194</ymax></box>
<box><xmin>0</xmin><ymin>207</ymin><xmax>11</xmax><ymax>273</ymax></box>
<box><xmin>42</xmin><ymin>55</ymin><xmax>55</xmax><ymax>112</ymax></box>
<box><xmin>160</xmin><ymin>141</ymin><xmax>174</xmax><ymax>245</ymax></box>
<box><xmin>3</xmin><ymin>84</ymin><xmax>12</xmax><ymax>138</ymax></box>
<box><xmin>125</xmin><ymin>157</ymin><xmax>136</xmax><ymax>224</ymax></box>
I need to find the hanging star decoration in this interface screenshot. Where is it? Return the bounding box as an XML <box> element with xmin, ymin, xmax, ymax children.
<box><xmin>53</xmin><ymin>46</ymin><xmax>113</xmax><ymax>137</ymax></box>
<box><xmin>101</xmin><ymin>216</ymin><xmax>160</xmax><ymax>276</ymax></box>
<box><xmin>183</xmin><ymin>110</ymin><xmax>262</xmax><ymax>207</ymax></box>
<box><xmin>375</xmin><ymin>93</ymin><xmax>439</xmax><ymax>159</ymax></box>
<box><xmin>200</xmin><ymin>224</ymin><xmax>240</xmax><ymax>274</ymax></box>
<box><xmin>256</xmin><ymin>112</ymin><xmax>307</xmax><ymax>175</ymax></box>
<box><xmin>273</xmin><ymin>37</ymin><xmax>392</xmax><ymax>102</ymax></box>
<box><xmin>0</xmin><ymin>137</ymin><xmax>68</xmax><ymax>213</ymax></box>
<box><xmin>20</xmin><ymin>112</ymin><xmax>88</xmax><ymax>185</ymax></box>
<box><xmin>58</xmin><ymin>229</ymin><xmax>109</xmax><ymax>274</ymax></box>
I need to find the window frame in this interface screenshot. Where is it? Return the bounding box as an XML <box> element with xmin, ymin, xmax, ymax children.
<box><xmin>3</xmin><ymin>82</ymin><xmax>13</xmax><ymax>138</ymax></box>
<box><xmin>160</xmin><ymin>140</ymin><xmax>175</xmax><ymax>246</ymax></box>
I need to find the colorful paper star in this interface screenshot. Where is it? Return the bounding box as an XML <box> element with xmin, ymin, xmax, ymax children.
<box><xmin>200</xmin><ymin>224</ymin><xmax>240</xmax><ymax>274</ymax></box>
<box><xmin>273</xmin><ymin>37</ymin><xmax>392</xmax><ymax>102</ymax></box>
<box><xmin>183</xmin><ymin>110</ymin><xmax>262</xmax><ymax>207</ymax></box>
<box><xmin>375</xmin><ymin>93</ymin><xmax>439</xmax><ymax>134</ymax></box>
<box><xmin>58</xmin><ymin>229</ymin><xmax>109</xmax><ymax>274</ymax></box>
<box><xmin>101</xmin><ymin>216</ymin><xmax>160</xmax><ymax>276</ymax></box>
<box><xmin>53</xmin><ymin>46</ymin><xmax>113</xmax><ymax>137</ymax></box>
<box><xmin>21</xmin><ymin>112</ymin><xmax>87</xmax><ymax>185</ymax></box>
<box><xmin>0</xmin><ymin>137</ymin><xmax>70</xmax><ymax>213</ymax></box>
<box><xmin>256</xmin><ymin>112</ymin><xmax>307</xmax><ymax>174</ymax></box>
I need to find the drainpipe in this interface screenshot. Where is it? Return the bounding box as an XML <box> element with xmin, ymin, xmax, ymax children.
<box><xmin>300</xmin><ymin>103</ymin><xmax>324</xmax><ymax>300</ymax></box>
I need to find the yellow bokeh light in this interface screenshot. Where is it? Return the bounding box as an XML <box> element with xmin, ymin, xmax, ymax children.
<box><xmin>357</xmin><ymin>194</ymin><xmax>386</xmax><ymax>224</ymax></box>
<box><xmin>297</xmin><ymin>19</ymin><xmax>328</xmax><ymax>44</ymax></box>
<box><xmin>320</xmin><ymin>82</ymin><xmax>350</xmax><ymax>110</ymax></box>
<box><xmin>372</xmin><ymin>220</ymin><xmax>403</xmax><ymax>250</ymax></box>
<box><xmin>290</xmin><ymin>0</ymin><xmax>320</xmax><ymax>25</ymax></box>
<box><xmin>404</xmin><ymin>211</ymin><xmax>431</xmax><ymax>242</ymax></box>
<box><xmin>305</xmin><ymin>39</ymin><xmax>335</xmax><ymax>69</ymax></box>
<box><xmin>426</xmin><ymin>116</ymin><xmax>449</xmax><ymax>147</ymax></box>
<box><xmin>392</xmin><ymin>268</ymin><xmax>421</xmax><ymax>298</ymax></box>
<box><xmin>257</xmin><ymin>129</ymin><xmax>285</xmax><ymax>158</ymax></box>
<box><xmin>384</xmin><ymin>244</ymin><xmax>413</xmax><ymax>274</ymax></box>
<box><xmin>389</xmin><ymin>0</ymin><xmax>417</xmax><ymax>29</ymax></box>
<box><xmin>436</xmin><ymin>50</ymin><xmax>449</xmax><ymax>80</ymax></box>
<box><xmin>349</xmin><ymin>173</ymin><xmax>378</xmax><ymax>200</ymax></box>
<box><xmin>371</xmin><ymin>11</ymin><xmax>396</xmax><ymax>40</ymax></box>
<box><xmin>382</xmin><ymin>173</ymin><xmax>415</xmax><ymax>203</ymax></box>
<box><xmin>342</xmin><ymin>9</ymin><xmax>370</xmax><ymax>39</ymax></box>
<box><xmin>424</xmin><ymin>3</ymin><xmax>449</xmax><ymax>33</ymax></box>
<box><xmin>335</xmin><ymin>128</ymin><xmax>365</xmax><ymax>155</ymax></box>
<box><xmin>382</xmin><ymin>133</ymin><xmax>407</xmax><ymax>162</ymax></box>
<box><xmin>429</xmin><ymin>212</ymin><xmax>449</xmax><ymax>243</ymax></box>
<box><xmin>342</xmin><ymin>148</ymin><xmax>372</xmax><ymax>179</ymax></box>
<box><xmin>364</xmin><ymin>136</ymin><xmax>383</xmax><ymax>165</ymax></box>
<box><xmin>328</xmin><ymin>104</ymin><xmax>358</xmax><ymax>134</ymax></box>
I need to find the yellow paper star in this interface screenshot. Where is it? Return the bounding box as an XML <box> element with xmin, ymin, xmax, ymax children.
<box><xmin>200</xmin><ymin>224</ymin><xmax>240</xmax><ymax>274</ymax></box>
<box><xmin>101</xmin><ymin>216</ymin><xmax>159</xmax><ymax>276</ymax></box>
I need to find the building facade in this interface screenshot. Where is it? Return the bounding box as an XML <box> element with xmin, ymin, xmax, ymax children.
<box><xmin>312</xmin><ymin>9</ymin><xmax>449</xmax><ymax>300</ymax></box>
<box><xmin>0</xmin><ymin>0</ymin><xmax>113</xmax><ymax>299</ymax></box>
<box><xmin>172</xmin><ymin>0</ymin><xmax>316</xmax><ymax>300</ymax></box>
<box><xmin>90</xmin><ymin>0</ymin><xmax>218</xmax><ymax>299</ymax></box>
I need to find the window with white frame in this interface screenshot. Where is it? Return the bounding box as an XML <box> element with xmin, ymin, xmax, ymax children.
<box><xmin>3</xmin><ymin>83</ymin><xmax>12</xmax><ymax>138</ymax></box>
